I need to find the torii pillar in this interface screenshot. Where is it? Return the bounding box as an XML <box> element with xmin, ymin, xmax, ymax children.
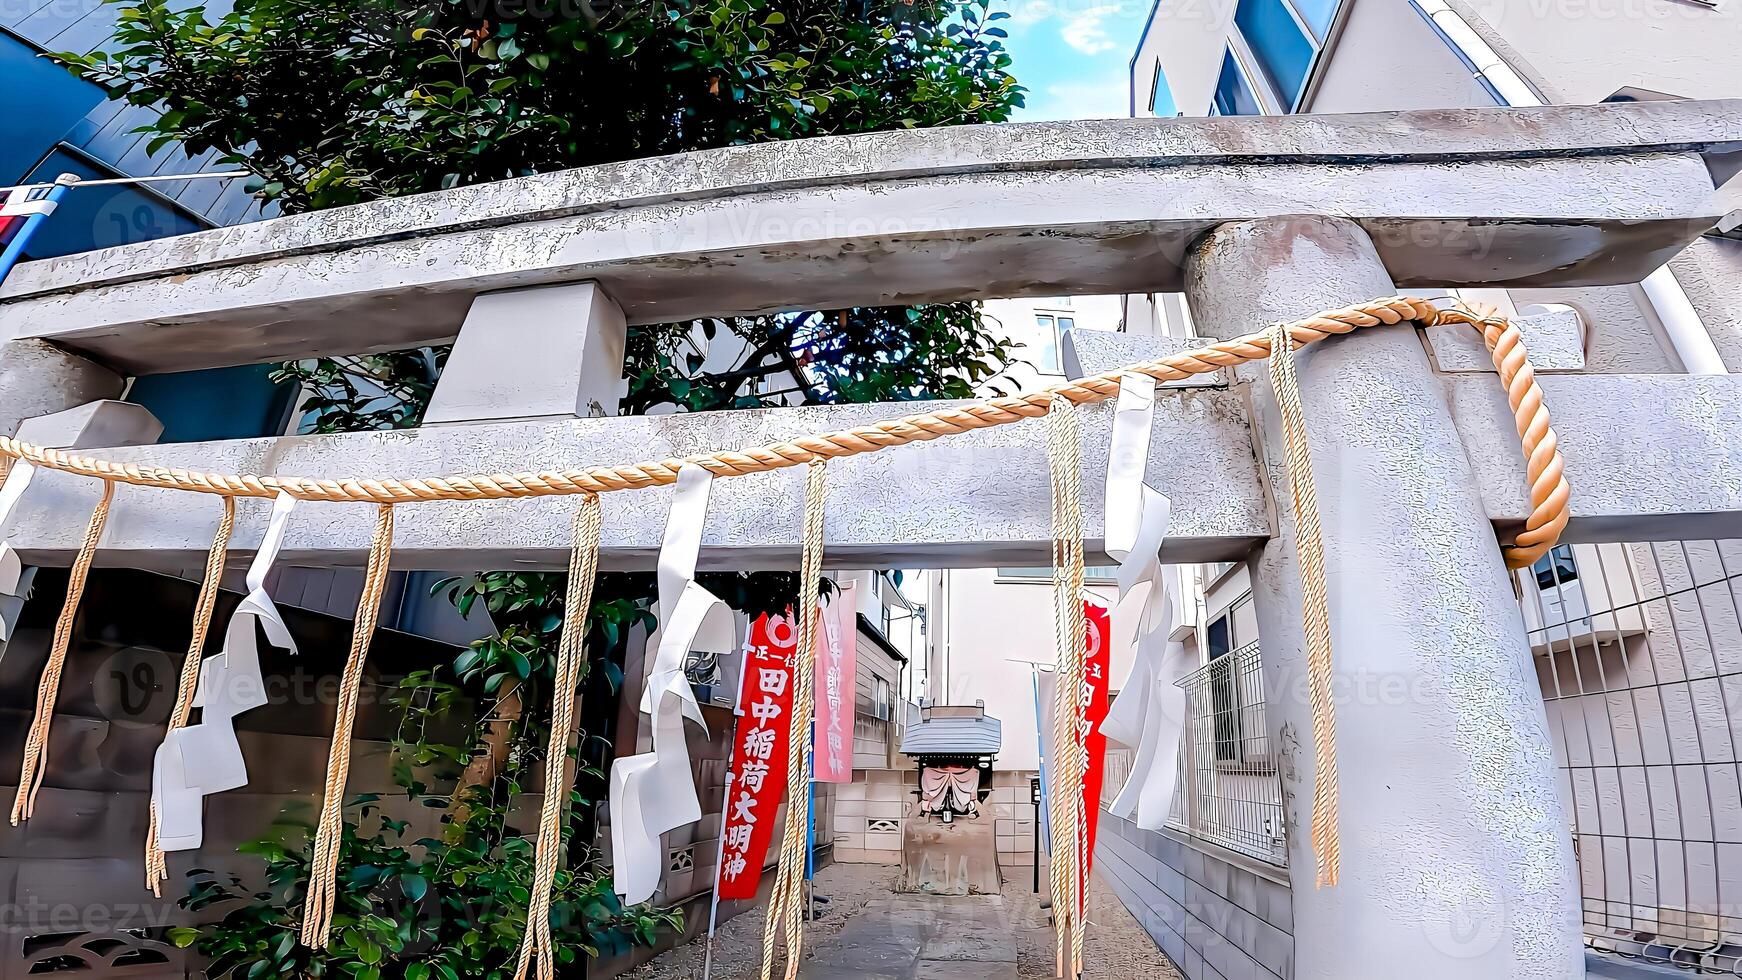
<box><xmin>1183</xmin><ymin>216</ymin><xmax>1582</xmax><ymax>979</ymax></box>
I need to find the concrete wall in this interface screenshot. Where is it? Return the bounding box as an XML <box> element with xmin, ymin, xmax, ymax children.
<box><xmin>1097</xmin><ymin>812</ymin><xmax>1295</xmax><ymax>980</ymax></box>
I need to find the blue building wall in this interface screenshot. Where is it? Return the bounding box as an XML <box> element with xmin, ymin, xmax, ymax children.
<box><xmin>2</xmin><ymin>0</ymin><xmax>263</xmax><ymax>245</ymax></box>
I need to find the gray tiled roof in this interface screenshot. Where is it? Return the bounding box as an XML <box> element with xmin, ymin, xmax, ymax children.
<box><xmin>899</xmin><ymin>713</ymin><xmax>1002</xmax><ymax>757</ymax></box>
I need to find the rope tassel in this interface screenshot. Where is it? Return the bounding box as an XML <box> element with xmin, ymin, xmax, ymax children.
<box><xmin>514</xmin><ymin>494</ymin><xmax>603</xmax><ymax>980</ymax></box>
<box><xmin>1266</xmin><ymin>323</ymin><xmax>1341</xmax><ymax>888</ymax></box>
<box><xmin>301</xmin><ymin>503</ymin><xmax>396</xmax><ymax>950</ymax></box>
<box><xmin>147</xmin><ymin>496</ymin><xmax>237</xmax><ymax>894</ymax></box>
<box><xmin>1045</xmin><ymin>396</ymin><xmax>1087</xmax><ymax>980</ymax></box>
<box><xmin>758</xmin><ymin>460</ymin><xmax>827</xmax><ymax>980</ymax></box>
<box><xmin>12</xmin><ymin>480</ymin><xmax>115</xmax><ymax>825</ymax></box>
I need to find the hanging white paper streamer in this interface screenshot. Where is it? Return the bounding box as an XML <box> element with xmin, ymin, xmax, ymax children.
<box><xmin>1098</xmin><ymin>374</ymin><xmax>1192</xmax><ymax>830</ymax></box>
<box><xmin>610</xmin><ymin>466</ymin><xmax>732</xmax><ymax>904</ymax></box>
<box><xmin>153</xmin><ymin>493</ymin><xmax>300</xmax><ymax>851</ymax></box>
<box><xmin>0</xmin><ymin>462</ymin><xmax>41</xmax><ymax>641</ymax></box>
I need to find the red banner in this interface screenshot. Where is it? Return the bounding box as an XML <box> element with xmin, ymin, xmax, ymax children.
<box><xmin>716</xmin><ymin>612</ymin><xmax>798</xmax><ymax>900</ymax></box>
<box><xmin>813</xmin><ymin>584</ymin><xmax>859</xmax><ymax>783</ymax></box>
<box><xmin>1080</xmin><ymin>601</ymin><xmax>1111</xmax><ymax>886</ymax></box>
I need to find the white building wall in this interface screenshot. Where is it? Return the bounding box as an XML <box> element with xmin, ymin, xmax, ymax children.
<box><xmin>1303</xmin><ymin>0</ymin><xmax>1494</xmax><ymax>111</ymax></box>
<box><xmin>927</xmin><ymin>567</ymin><xmax>1123</xmax><ymax>772</ymax></box>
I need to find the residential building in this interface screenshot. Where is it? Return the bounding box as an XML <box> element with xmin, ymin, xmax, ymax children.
<box><xmin>1112</xmin><ymin>3</ymin><xmax>1742</xmax><ymax>976</ymax></box>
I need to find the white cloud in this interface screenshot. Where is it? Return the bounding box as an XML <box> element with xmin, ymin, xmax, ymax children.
<box><xmin>1059</xmin><ymin>4</ymin><xmax>1124</xmax><ymax>55</ymax></box>
<box><xmin>1024</xmin><ymin>77</ymin><xmax>1128</xmax><ymax>121</ymax></box>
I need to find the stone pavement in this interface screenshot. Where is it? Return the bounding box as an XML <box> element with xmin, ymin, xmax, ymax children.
<box><xmin>800</xmin><ymin>894</ymin><xmax>1018</xmax><ymax>980</ymax></box>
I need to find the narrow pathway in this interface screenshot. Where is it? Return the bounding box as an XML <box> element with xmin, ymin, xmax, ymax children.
<box><xmin>800</xmin><ymin>893</ymin><xmax>1017</xmax><ymax>979</ymax></box>
<box><xmin>624</xmin><ymin>863</ymin><xmax>1179</xmax><ymax>980</ymax></box>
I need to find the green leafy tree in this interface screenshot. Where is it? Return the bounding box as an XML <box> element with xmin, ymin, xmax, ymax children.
<box><xmin>62</xmin><ymin>0</ymin><xmax>1026</xmax><ymax>972</ymax></box>
<box><xmin>60</xmin><ymin>0</ymin><xmax>1027</xmax><ymax>416</ymax></box>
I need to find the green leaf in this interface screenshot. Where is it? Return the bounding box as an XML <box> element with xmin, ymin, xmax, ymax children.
<box><xmin>402</xmin><ymin>873</ymin><xmax>428</xmax><ymax>901</ymax></box>
<box><xmin>166</xmin><ymin>927</ymin><xmax>200</xmax><ymax>948</ymax></box>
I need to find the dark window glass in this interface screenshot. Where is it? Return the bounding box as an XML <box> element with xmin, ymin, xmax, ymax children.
<box><xmin>1211</xmin><ymin>50</ymin><xmax>1263</xmax><ymax>117</ymax></box>
<box><xmin>1207</xmin><ymin>614</ymin><xmax>1232</xmax><ymax>659</ymax></box>
<box><xmin>0</xmin><ymin>35</ymin><xmax>104</xmax><ymax>184</ymax></box>
<box><xmin>1234</xmin><ymin>0</ymin><xmax>1316</xmax><ymax>108</ymax></box>
<box><xmin>18</xmin><ymin>148</ymin><xmax>206</xmax><ymax>261</ymax></box>
<box><xmin>1289</xmin><ymin>0</ymin><xmax>1342</xmax><ymax>40</ymax></box>
<box><xmin>1533</xmin><ymin>544</ymin><xmax>1579</xmax><ymax>591</ymax></box>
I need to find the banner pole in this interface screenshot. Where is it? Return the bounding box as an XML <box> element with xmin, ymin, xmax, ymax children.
<box><xmin>704</xmin><ymin>647</ymin><xmax>753</xmax><ymax>980</ymax></box>
<box><xmin>805</xmin><ymin>717</ymin><xmax>817</xmax><ymax>923</ymax></box>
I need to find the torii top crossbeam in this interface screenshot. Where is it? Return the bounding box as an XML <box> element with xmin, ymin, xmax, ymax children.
<box><xmin>0</xmin><ymin>100</ymin><xmax>1736</xmax><ymax>574</ymax></box>
<box><xmin>0</xmin><ymin>100</ymin><xmax>1737</xmax><ymax>374</ymax></box>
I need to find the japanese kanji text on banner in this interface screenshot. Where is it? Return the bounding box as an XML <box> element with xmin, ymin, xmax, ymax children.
<box><xmin>814</xmin><ymin>583</ymin><xmax>860</xmax><ymax>784</ymax></box>
<box><xmin>716</xmin><ymin>612</ymin><xmax>798</xmax><ymax>901</ymax></box>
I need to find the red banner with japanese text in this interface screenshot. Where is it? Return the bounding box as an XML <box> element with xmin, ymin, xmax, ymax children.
<box><xmin>1080</xmin><ymin>601</ymin><xmax>1111</xmax><ymax>887</ymax></box>
<box><xmin>813</xmin><ymin>583</ymin><xmax>859</xmax><ymax>783</ymax></box>
<box><xmin>716</xmin><ymin>611</ymin><xmax>798</xmax><ymax>900</ymax></box>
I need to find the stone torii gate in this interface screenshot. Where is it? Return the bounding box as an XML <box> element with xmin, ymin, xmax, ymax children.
<box><xmin>1</xmin><ymin>100</ymin><xmax>1740</xmax><ymax>980</ymax></box>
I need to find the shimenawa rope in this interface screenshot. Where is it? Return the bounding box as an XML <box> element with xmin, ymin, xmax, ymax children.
<box><xmin>757</xmin><ymin>460</ymin><xmax>828</xmax><ymax>980</ymax></box>
<box><xmin>0</xmin><ymin>297</ymin><xmax>1568</xmax><ymax>971</ymax></box>
<box><xmin>0</xmin><ymin>299</ymin><xmax>1566</xmax><ymax>571</ymax></box>
<box><xmin>12</xmin><ymin>479</ymin><xmax>115</xmax><ymax>825</ymax></box>
<box><xmin>514</xmin><ymin>494</ymin><xmax>603</xmax><ymax>980</ymax></box>
<box><xmin>301</xmin><ymin>503</ymin><xmax>396</xmax><ymax>949</ymax></box>
<box><xmin>1266</xmin><ymin>323</ymin><xmax>1341</xmax><ymax>888</ymax></box>
<box><xmin>147</xmin><ymin>495</ymin><xmax>238</xmax><ymax>894</ymax></box>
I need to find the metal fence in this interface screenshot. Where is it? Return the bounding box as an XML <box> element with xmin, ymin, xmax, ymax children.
<box><xmin>1169</xmin><ymin>641</ymin><xmax>1288</xmax><ymax>865</ymax></box>
<box><xmin>1523</xmin><ymin>539</ymin><xmax>1742</xmax><ymax>974</ymax></box>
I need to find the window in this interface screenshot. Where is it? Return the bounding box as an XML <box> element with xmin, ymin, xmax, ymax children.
<box><xmin>1287</xmin><ymin>0</ymin><xmax>1342</xmax><ymax>40</ymax></box>
<box><xmin>873</xmin><ymin>676</ymin><xmax>892</xmax><ymax>721</ymax></box>
<box><xmin>1149</xmin><ymin>61</ymin><xmax>1179</xmax><ymax>116</ymax></box>
<box><xmin>1205</xmin><ymin>593</ymin><xmax>1259</xmax><ymax>762</ymax></box>
<box><xmin>1533</xmin><ymin>544</ymin><xmax>1579</xmax><ymax>591</ymax></box>
<box><xmin>1211</xmin><ymin>49</ymin><xmax>1263</xmax><ymax>117</ymax></box>
<box><xmin>1033</xmin><ymin>314</ymin><xmax>1063</xmax><ymax>373</ymax></box>
<box><xmin>1205</xmin><ymin>594</ymin><xmax>1257</xmax><ymax>659</ymax></box>
<box><xmin>1234</xmin><ymin>0</ymin><xmax>1316</xmax><ymax>109</ymax></box>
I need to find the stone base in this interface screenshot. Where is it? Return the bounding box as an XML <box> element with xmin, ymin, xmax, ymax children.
<box><xmin>899</xmin><ymin>809</ymin><xmax>1001</xmax><ymax>896</ymax></box>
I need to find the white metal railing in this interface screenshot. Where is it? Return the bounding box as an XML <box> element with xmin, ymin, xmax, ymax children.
<box><xmin>1525</xmin><ymin>539</ymin><xmax>1742</xmax><ymax>975</ymax></box>
<box><xmin>1169</xmin><ymin>641</ymin><xmax>1288</xmax><ymax>865</ymax></box>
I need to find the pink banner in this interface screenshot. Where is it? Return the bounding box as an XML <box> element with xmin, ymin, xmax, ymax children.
<box><xmin>813</xmin><ymin>583</ymin><xmax>859</xmax><ymax>783</ymax></box>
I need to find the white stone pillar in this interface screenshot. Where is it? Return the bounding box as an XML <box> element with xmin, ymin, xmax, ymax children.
<box><xmin>1183</xmin><ymin>216</ymin><xmax>1581</xmax><ymax>979</ymax></box>
<box><xmin>0</xmin><ymin>340</ymin><xmax>126</xmax><ymax>438</ymax></box>
<box><xmin>424</xmin><ymin>281</ymin><xmax>628</xmax><ymax>424</ymax></box>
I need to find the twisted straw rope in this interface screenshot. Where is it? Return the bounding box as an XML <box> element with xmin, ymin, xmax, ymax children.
<box><xmin>146</xmin><ymin>495</ymin><xmax>238</xmax><ymax>894</ymax></box>
<box><xmin>1266</xmin><ymin>324</ymin><xmax>1340</xmax><ymax>889</ymax></box>
<box><xmin>300</xmin><ymin>503</ymin><xmax>396</xmax><ymax>950</ymax></box>
<box><xmin>11</xmin><ymin>479</ymin><xmax>114</xmax><ymax>825</ymax></box>
<box><xmin>0</xmin><ymin>298</ymin><xmax>1567</xmax><ymax>571</ymax></box>
<box><xmin>514</xmin><ymin>494</ymin><xmax>603</xmax><ymax>980</ymax></box>
<box><xmin>758</xmin><ymin>460</ymin><xmax>827</xmax><ymax>980</ymax></box>
<box><xmin>1451</xmin><ymin>308</ymin><xmax>1571</xmax><ymax>567</ymax></box>
<box><xmin>1046</xmin><ymin>397</ymin><xmax>1088</xmax><ymax>980</ymax></box>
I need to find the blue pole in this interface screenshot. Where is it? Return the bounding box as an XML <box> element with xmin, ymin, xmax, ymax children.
<box><xmin>0</xmin><ymin>176</ymin><xmax>77</xmax><ymax>288</ymax></box>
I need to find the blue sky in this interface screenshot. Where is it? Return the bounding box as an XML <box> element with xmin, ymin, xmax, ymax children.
<box><xmin>992</xmin><ymin>0</ymin><xmax>1158</xmax><ymax>121</ymax></box>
